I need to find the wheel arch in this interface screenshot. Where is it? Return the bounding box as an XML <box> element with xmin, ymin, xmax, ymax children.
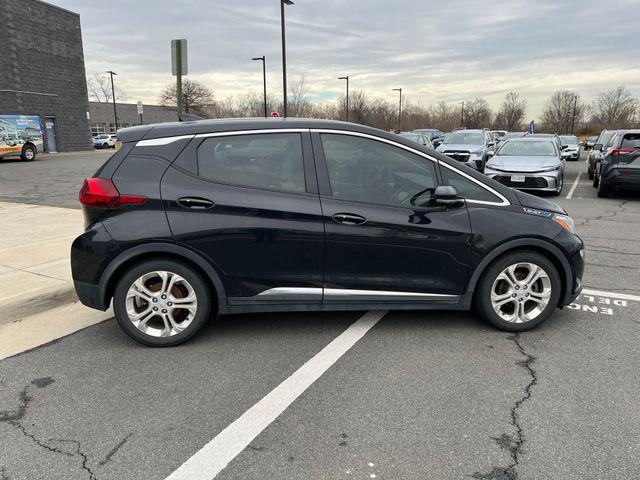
<box><xmin>22</xmin><ymin>142</ymin><xmax>37</xmax><ymax>154</ymax></box>
<box><xmin>100</xmin><ymin>243</ymin><xmax>227</xmax><ymax>312</ymax></box>
<box><xmin>464</xmin><ymin>238</ymin><xmax>573</xmax><ymax>308</ymax></box>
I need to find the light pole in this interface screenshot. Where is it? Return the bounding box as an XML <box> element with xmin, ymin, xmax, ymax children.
<box><xmin>393</xmin><ymin>88</ymin><xmax>402</xmax><ymax>132</ymax></box>
<box><xmin>460</xmin><ymin>101</ymin><xmax>465</xmax><ymax>128</ymax></box>
<box><xmin>338</xmin><ymin>76</ymin><xmax>349</xmax><ymax>122</ymax></box>
<box><xmin>570</xmin><ymin>93</ymin><xmax>578</xmax><ymax>134</ymax></box>
<box><xmin>280</xmin><ymin>0</ymin><xmax>294</xmax><ymax>117</ymax></box>
<box><xmin>252</xmin><ymin>56</ymin><xmax>267</xmax><ymax>118</ymax></box>
<box><xmin>106</xmin><ymin>70</ymin><xmax>118</xmax><ymax>132</ymax></box>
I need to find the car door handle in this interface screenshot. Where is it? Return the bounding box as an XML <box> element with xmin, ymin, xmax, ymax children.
<box><xmin>177</xmin><ymin>197</ymin><xmax>215</xmax><ymax>209</ymax></box>
<box><xmin>332</xmin><ymin>213</ymin><xmax>366</xmax><ymax>225</ymax></box>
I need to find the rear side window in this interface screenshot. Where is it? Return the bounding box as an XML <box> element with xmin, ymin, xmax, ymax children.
<box><xmin>197</xmin><ymin>133</ymin><xmax>306</xmax><ymax>193</ymax></box>
<box><xmin>440</xmin><ymin>166</ymin><xmax>502</xmax><ymax>203</ymax></box>
<box><xmin>621</xmin><ymin>133</ymin><xmax>640</xmax><ymax>149</ymax></box>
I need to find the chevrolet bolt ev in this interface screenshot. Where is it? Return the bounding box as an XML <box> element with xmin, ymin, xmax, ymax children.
<box><xmin>71</xmin><ymin>119</ymin><xmax>585</xmax><ymax>347</ymax></box>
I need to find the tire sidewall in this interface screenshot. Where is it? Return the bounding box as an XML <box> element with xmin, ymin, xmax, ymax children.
<box><xmin>21</xmin><ymin>145</ymin><xmax>35</xmax><ymax>161</ymax></box>
<box><xmin>476</xmin><ymin>251</ymin><xmax>562</xmax><ymax>332</ymax></box>
<box><xmin>113</xmin><ymin>259</ymin><xmax>212</xmax><ymax>346</ymax></box>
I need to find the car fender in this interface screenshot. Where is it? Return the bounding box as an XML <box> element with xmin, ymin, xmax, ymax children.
<box><xmin>99</xmin><ymin>242</ymin><xmax>228</xmax><ymax>310</ymax></box>
<box><xmin>462</xmin><ymin>237</ymin><xmax>574</xmax><ymax>307</ymax></box>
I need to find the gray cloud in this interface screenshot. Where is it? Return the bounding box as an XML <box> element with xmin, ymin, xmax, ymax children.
<box><xmin>52</xmin><ymin>0</ymin><xmax>640</xmax><ymax>119</ymax></box>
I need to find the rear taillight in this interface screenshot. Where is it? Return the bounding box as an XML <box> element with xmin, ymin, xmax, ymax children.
<box><xmin>79</xmin><ymin>178</ymin><xmax>147</xmax><ymax>209</ymax></box>
<box><xmin>610</xmin><ymin>148</ymin><xmax>635</xmax><ymax>156</ymax></box>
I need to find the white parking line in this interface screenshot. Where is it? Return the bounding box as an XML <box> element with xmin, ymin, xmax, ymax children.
<box><xmin>581</xmin><ymin>288</ymin><xmax>640</xmax><ymax>303</ymax></box>
<box><xmin>165</xmin><ymin>310</ymin><xmax>387</xmax><ymax>480</ymax></box>
<box><xmin>566</xmin><ymin>171</ymin><xmax>582</xmax><ymax>199</ymax></box>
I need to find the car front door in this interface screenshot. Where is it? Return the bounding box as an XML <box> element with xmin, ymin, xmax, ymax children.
<box><xmin>161</xmin><ymin>129</ymin><xmax>324</xmax><ymax>305</ymax></box>
<box><xmin>311</xmin><ymin>131</ymin><xmax>473</xmax><ymax>306</ymax></box>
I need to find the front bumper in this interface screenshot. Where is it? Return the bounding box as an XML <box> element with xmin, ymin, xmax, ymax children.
<box><xmin>484</xmin><ymin>168</ymin><xmax>562</xmax><ymax>191</ymax></box>
<box><xmin>440</xmin><ymin>152</ymin><xmax>483</xmax><ymax>170</ymax></box>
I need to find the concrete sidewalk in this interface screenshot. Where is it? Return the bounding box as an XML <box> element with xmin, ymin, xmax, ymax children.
<box><xmin>0</xmin><ymin>201</ymin><xmax>82</xmax><ymax>322</ymax></box>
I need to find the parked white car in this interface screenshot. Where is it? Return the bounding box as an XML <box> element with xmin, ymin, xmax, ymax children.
<box><xmin>92</xmin><ymin>134</ymin><xmax>116</xmax><ymax>149</ymax></box>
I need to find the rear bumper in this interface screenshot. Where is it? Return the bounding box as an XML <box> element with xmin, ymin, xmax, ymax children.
<box><xmin>601</xmin><ymin>168</ymin><xmax>640</xmax><ymax>189</ymax></box>
<box><xmin>73</xmin><ymin>280</ymin><xmax>110</xmax><ymax>310</ymax></box>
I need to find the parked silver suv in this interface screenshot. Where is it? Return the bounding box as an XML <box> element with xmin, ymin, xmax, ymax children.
<box><xmin>436</xmin><ymin>129</ymin><xmax>495</xmax><ymax>171</ymax></box>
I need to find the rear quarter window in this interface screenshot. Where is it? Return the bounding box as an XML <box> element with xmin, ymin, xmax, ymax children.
<box><xmin>621</xmin><ymin>134</ymin><xmax>640</xmax><ymax>149</ymax></box>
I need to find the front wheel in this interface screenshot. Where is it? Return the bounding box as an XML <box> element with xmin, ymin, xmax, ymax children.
<box><xmin>113</xmin><ymin>259</ymin><xmax>213</xmax><ymax>346</ymax></box>
<box><xmin>475</xmin><ymin>251</ymin><xmax>561</xmax><ymax>332</ymax></box>
<box><xmin>596</xmin><ymin>174</ymin><xmax>610</xmax><ymax>198</ymax></box>
<box><xmin>21</xmin><ymin>145</ymin><xmax>36</xmax><ymax>161</ymax></box>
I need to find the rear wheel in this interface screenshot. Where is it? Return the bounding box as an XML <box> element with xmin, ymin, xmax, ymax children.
<box><xmin>588</xmin><ymin>166</ymin><xmax>594</xmax><ymax>180</ymax></box>
<box><xmin>596</xmin><ymin>173</ymin><xmax>610</xmax><ymax>198</ymax></box>
<box><xmin>475</xmin><ymin>251</ymin><xmax>561</xmax><ymax>332</ymax></box>
<box><xmin>21</xmin><ymin>145</ymin><xmax>36</xmax><ymax>161</ymax></box>
<box><xmin>113</xmin><ymin>259</ymin><xmax>213</xmax><ymax>346</ymax></box>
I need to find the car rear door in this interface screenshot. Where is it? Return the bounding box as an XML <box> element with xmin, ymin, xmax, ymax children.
<box><xmin>311</xmin><ymin>130</ymin><xmax>473</xmax><ymax>306</ymax></box>
<box><xmin>161</xmin><ymin>129</ymin><xmax>324</xmax><ymax>306</ymax></box>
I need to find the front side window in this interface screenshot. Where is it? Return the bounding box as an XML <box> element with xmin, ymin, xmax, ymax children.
<box><xmin>197</xmin><ymin>133</ymin><xmax>306</xmax><ymax>193</ymax></box>
<box><xmin>321</xmin><ymin>134</ymin><xmax>437</xmax><ymax>208</ymax></box>
<box><xmin>441</xmin><ymin>166</ymin><xmax>502</xmax><ymax>203</ymax></box>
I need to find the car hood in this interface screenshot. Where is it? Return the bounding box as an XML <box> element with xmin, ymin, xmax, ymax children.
<box><xmin>437</xmin><ymin>143</ymin><xmax>484</xmax><ymax>153</ymax></box>
<box><xmin>514</xmin><ymin>190</ymin><xmax>565</xmax><ymax>214</ymax></box>
<box><xmin>487</xmin><ymin>155</ymin><xmax>561</xmax><ymax>172</ymax></box>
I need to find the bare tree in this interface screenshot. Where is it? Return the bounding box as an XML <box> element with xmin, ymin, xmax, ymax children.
<box><xmin>287</xmin><ymin>76</ymin><xmax>313</xmax><ymax>117</ymax></box>
<box><xmin>429</xmin><ymin>102</ymin><xmax>459</xmax><ymax>132</ymax></box>
<box><xmin>87</xmin><ymin>73</ymin><xmax>126</xmax><ymax>103</ymax></box>
<box><xmin>591</xmin><ymin>86</ymin><xmax>638</xmax><ymax>129</ymax></box>
<box><xmin>463</xmin><ymin>98</ymin><xmax>493</xmax><ymax>129</ymax></box>
<box><xmin>337</xmin><ymin>90</ymin><xmax>367</xmax><ymax>124</ymax></box>
<box><xmin>236</xmin><ymin>91</ymin><xmax>278</xmax><ymax>117</ymax></box>
<box><xmin>494</xmin><ymin>92</ymin><xmax>527</xmax><ymax>131</ymax></box>
<box><xmin>541</xmin><ymin>90</ymin><xmax>586</xmax><ymax>133</ymax></box>
<box><xmin>159</xmin><ymin>79</ymin><xmax>215</xmax><ymax>116</ymax></box>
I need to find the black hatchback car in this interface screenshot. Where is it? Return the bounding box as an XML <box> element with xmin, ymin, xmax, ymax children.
<box><xmin>71</xmin><ymin>118</ymin><xmax>584</xmax><ymax>346</ymax></box>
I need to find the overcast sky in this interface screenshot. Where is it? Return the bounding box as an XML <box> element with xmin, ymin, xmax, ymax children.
<box><xmin>52</xmin><ymin>0</ymin><xmax>640</xmax><ymax>120</ymax></box>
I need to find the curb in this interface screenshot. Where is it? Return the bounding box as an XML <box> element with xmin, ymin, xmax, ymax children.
<box><xmin>0</xmin><ymin>285</ymin><xmax>79</xmax><ymax>325</ymax></box>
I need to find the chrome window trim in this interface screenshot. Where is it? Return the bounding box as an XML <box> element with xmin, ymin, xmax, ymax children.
<box><xmin>194</xmin><ymin>129</ymin><xmax>308</xmax><ymax>139</ymax></box>
<box><xmin>256</xmin><ymin>287</ymin><xmax>322</xmax><ymax>297</ymax></box>
<box><xmin>311</xmin><ymin>128</ymin><xmax>510</xmax><ymax>207</ymax></box>
<box><xmin>136</xmin><ymin>135</ymin><xmax>195</xmax><ymax>147</ymax></box>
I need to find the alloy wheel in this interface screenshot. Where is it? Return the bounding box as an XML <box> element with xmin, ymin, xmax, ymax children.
<box><xmin>490</xmin><ymin>262</ymin><xmax>552</xmax><ymax>323</ymax></box>
<box><xmin>125</xmin><ymin>271</ymin><xmax>198</xmax><ymax>337</ymax></box>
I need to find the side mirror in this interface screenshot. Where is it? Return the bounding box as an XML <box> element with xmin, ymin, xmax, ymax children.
<box><xmin>487</xmin><ymin>150</ymin><xmax>495</xmax><ymax>157</ymax></box>
<box><xmin>561</xmin><ymin>145</ymin><xmax>568</xmax><ymax>150</ymax></box>
<box><xmin>561</xmin><ymin>151</ymin><xmax>571</xmax><ymax>159</ymax></box>
<box><xmin>593</xmin><ymin>143</ymin><xmax>603</xmax><ymax>151</ymax></box>
<box><xmin>487</xmin><ymin>141</ymin><xmax>495</xmax><ymax>147</ymax></box>
<box><xmin>435</xmin><ymin>185</ymin><xmax>464</xmax><ymax>206</ymax></box>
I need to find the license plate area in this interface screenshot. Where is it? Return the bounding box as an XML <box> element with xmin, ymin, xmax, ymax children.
<box><xmin>511</xmin><ymin>175</ymin><xmax>525</xmax><ymax>183</ymax></box>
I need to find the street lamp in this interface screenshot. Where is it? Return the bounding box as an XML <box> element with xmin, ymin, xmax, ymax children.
<box><xmin>252</xmin><ymin>56</ymin><xmax>267</xmax><ymax>118</ymax></box>
<box><xmin>106</xmin><ymin>70</ymin><xmax>118</xmax><ymax>132</ymax></box>
<box><xmin>280</xmin><ymin>0</ymin><xmax>294</xmax><ymax>117</ymax></box>
<box><xmin>393</xmin><ymin>88</ymin><xmax>402</xmax><ymax>132</ymax></box>
<box><xmin>338</xmin><ymin>76</ymin><xmax>349</xmax><ymax>122</ymax></box>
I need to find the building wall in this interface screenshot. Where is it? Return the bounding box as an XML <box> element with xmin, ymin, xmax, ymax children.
<box><xmin>0</xmin><ymin>0</ymin><xmax>91</xmax><ymax>151</ymax></box>
<box><xmin>88</xmin><ymin>102</ymin><xmax>178</xmax><ymax>135</ymax></box>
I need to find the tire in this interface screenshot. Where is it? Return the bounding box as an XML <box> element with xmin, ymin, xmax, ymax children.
<box><xmin>596</xmin><ymin>175</ymin><xmax>610</xmax><ymax>198</ymax></box>
<box><xmin>588</xmin><ymin>166</ymin><xmax>594</xmax><ymax>180</ymax></box>
<box><xmin>475</xmin><ymin>251</ymin><xmax>561</xmax><ymax>332</ymax></box>
<box><xmin>21</xmin><ymin>145</ymin><xmax>36</xmax><ymax>161</ymax></box>
<box><xmin>102</xmin><ymin>143</ymin><xmax>109</xmax><ymax>149</ymax></box>
<box><xmin>113</xmin><ymin>258</ymin><xmax>213</xmax><ymax>346</ymax></box>
<box><xmin>552</xmin><ymin>174</ymin><xmax>564</xmax><ymax>196</ymax></box>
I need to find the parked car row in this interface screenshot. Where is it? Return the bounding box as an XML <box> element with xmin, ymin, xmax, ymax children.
<box><xmin>401</xmin><ymin>129</ymin><xmax>586</xmax><ymax>196</ymax></box>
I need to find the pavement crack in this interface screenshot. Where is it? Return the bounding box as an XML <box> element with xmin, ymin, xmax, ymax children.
<box><xmin>0</xmin><ymin>378</ymin><xmax>96</xmax><ymax>479</ymax></box>
<box><xmin>471</xmin><ymin>333</ymin><xmax>537</xmax><ymax>480</ymax></box>
<box><xmin>98</xmin><ymin>432</ymin><xmax>133</xmax><ymax>467</ymax></box>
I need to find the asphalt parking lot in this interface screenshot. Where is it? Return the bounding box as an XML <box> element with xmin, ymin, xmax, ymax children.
<box><xmin>1</xmin><ymin>150</ymin><xmax>639</xmax><ymax>480</ymax></box>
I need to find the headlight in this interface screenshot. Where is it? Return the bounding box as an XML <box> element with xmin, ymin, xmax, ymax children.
<box><xmin>539</xmin><ymin>165</ymin><xmax>561</xmax><ymax>172</ymax></box>
<box><xmin>553</xmin><ymin>214</ymin><xmax>576</xmax><ymax>234</ymax></box>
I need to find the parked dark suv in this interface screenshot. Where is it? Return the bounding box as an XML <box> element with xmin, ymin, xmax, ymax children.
<box><xmin>71</xmin><ymin>119</ymin><xmax>584</xmax><ymax>346</ymax></box>
<box><xmin>593</xmin><ymin>129</ymin><xmax>640</xmax><ymax>197</ymax></box>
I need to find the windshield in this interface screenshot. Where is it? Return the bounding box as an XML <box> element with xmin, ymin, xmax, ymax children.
<box><xmin>497</xmin><ymin>141</ymin><xmax>556</xmax><ymax>156</ymax></box>
<box><xmin>444</xmin><ymin>131</ymin><xmax>484</xmax><ymax>145</ymax></box>
<box><xmin>559</xmin><ymin>136</ymin><xmax>578</xmax><ymax>145</ymax></box>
